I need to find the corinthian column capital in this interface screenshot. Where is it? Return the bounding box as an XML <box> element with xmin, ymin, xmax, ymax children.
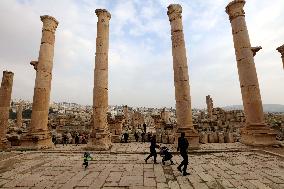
<box><xmin>40</xmin><ymin>15</ymin><xmax>59</xmax><ymax>33</ymax></box>
<box><xmin>95</xmin><ymin>9</ymin><xmax>111</xmax><ymax>20</ymax></box>
<box><xmin>226</xmin><ymin>0</ymin><xmax>246</xmax><ymax>22</ymax></box>
<box><xmin>167</xmin><ymin>4</ymin><xmax>182</xmax><ymax>22</ymax></box>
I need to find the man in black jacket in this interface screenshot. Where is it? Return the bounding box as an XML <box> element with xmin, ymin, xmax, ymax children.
<box><xmin>145</xmin><ymin>135</ymin><xmax>159</xmax><ymax>164</ymax></box>
<box><xmin>177</xmin><ymin>132</ymin><xmax>190</xmax><ymax>176</ymax></box>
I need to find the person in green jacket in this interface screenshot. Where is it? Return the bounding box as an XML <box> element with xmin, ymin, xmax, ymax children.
<box><xmin>82</xmin><ymin>152</ymin><xmax>93</xmax><ymax>169</ymax></box>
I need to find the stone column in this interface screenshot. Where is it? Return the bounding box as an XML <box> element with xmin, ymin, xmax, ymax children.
<box><xmin>16</xmin><ymin>102</ymin><xmax>23</xmax><ymax>128</ymax></box>
<box><xmin>226</xmin><ymin>0</ymin><xmax>276</xmax><ymax>146</ymax></box>
<box><xmin>0</xmin><ymin>71</ymin><xmax>14</xmax><ymax>149</ymax></box>
<box><xmin>276</xmin><ymin>44</ymin><xmax>284</xmax><ymax>69</ymax></box>
<box><xmin>88</xmin><ymin>9</ymin><xmax>111</xmax><ymax>150</ymax></box>
<box><xmin>206</xmin><ymin>95</ymin><xmax>213</xmax><ymax>120</ymax></box>
<box><xmin>167</xmin><ymin>4</ymin><xmax>199</xmax><ymax>149</ymax></box>
<box><xmin>21</xmin><ymin>15</ymin><xmax>58</xmax><ymax>149</ymax></box>
<box><xmin>123</xmin><ymin>105</ymin><xmax>128</xmax><ymax>125</ymax></box>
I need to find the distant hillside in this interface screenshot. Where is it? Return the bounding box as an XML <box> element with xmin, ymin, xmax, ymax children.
<box><xmin>222</xmin><ymin>104</ymin><xmax>284</xmax><ymax>113</ymax></box>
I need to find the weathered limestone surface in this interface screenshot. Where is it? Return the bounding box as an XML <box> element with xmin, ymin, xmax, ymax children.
<box><xmin>0</xmin><ymin>71</ymin><xmax>14</xmax><ymax>149</ymax></box>
<box><xmin>206</xmin><ymin>95</ymin><xmax>213</xmax><ymax>120</ymax></box>
<box><xmin>226</xmin><ymin>0</ymin><xmax>277</xmax><ymax>146</ymax></box>
<box><xmin>0</xmin><ymin>147</ymin><xmax>284</xmax><ymax>189</ymax></box>
<box><xmin>276</xmin><ymin>44</ymin><xmax>284</xmax><ymax>69</ymax></box>
<box><xmin>88</xmin><ymin>9</ymin><xmax>112</xmax><ymax>150</ymax></box>
<box><xmin>16</xmin><ymin>102</ymin><xmax>23</xmax><ymax>128</ymax></box>
<box><xmin>21</xmin><ymin>15</ymin><xmax>58</xmax><ymax>149</ymax></box>
<box><xmin>167</xmin><ymin>4</ymin><xmax>199</xmax><ymax>149</ymax></box>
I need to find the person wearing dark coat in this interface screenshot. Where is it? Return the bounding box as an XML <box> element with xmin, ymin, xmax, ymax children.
<box><xmin>123</xmin><ymin>132</ymin><xmax>129</xmax><ymax>143</ymax></box>
<box><xmin>177</xmin><ymin>132</ymin><xmax>190</xmax><ymax>176</ymax></box>
<box><xmin>141</xmin><ymin>132</ymin><xmax>146</xmax><ymax>142</ymax></box>
<box><xmin>75</xmin><ymin>133</ymin><xmax>80</xmax><ymax>146</ymax></box>
<box><xmin>134</xmin><ymin>131</ymin><xmax>139</xmax><ymax>142</ymax></box>
<box><xmin>145</xmin><ymin>135</ymin><xmax>159</xmax><ymax>164</ymax></box>
<box><xmin>143</xmin><ymin>123</ymin><xmax>147</xmax><ymax>133</ymax></box>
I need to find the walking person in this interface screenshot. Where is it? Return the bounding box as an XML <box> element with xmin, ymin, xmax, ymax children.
<box><xmin>123</xmin><ymin>132</ymin><xmax>129</xmax><ymax>143</ymax></box>
<box><xmin>75</xmin><ymin>133</ymin><xmax>80</xmax><ymax>146</ymax></box>
<box><xmin>134</xmin><ymin>131</ymin><xmax>139</xmax><ymax>142</ymax></box>
<box><xmin>82</xmin><ymin>152</ymin><xmax>93</xmax><ymax>169</ymax></box>
<box><xmin>177</xmin><ymin>132</ymin><xmax>190</xmax><ymax>176</ymax></box>
<box><xmin>143</xmin><ymin>123</ymin><xmax>147</xmax><ymax>133</ymax></box>
<box><xmin>141</xmin><ymin>132</ymin><xmax>145</xmax><ymax>143</ymax></box>
<box><xmin>52</xmin><ymin>135</ymin><xmax>57</xmax><ymax>146</ymax></box>
<box><xmin>62</xmin><ymin>133</ymin><xmax>68</xmax><ymax>146</ymax></box>
<box><xmin>145</xmin><ymin>135</ymin><xmax>159</xmax><ymax>164</ymax></box>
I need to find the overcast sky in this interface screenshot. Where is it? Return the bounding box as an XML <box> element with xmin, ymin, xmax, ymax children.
<box><xmin>0</xmin><ymin>0</ymin><xmax>283</xmax><ymax>109</ymax></box>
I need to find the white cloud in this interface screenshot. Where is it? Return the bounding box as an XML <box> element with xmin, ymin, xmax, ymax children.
<box><xmin>0</xmin><ymin>0</ymin><xmax>283</xmax><ymax>109</ymax></box>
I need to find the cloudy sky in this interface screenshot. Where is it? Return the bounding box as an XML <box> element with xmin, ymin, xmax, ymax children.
<box><xmin>0</xmin><ymin>0</ymin><xmax>283</xmax><ymax>109</ymax></box>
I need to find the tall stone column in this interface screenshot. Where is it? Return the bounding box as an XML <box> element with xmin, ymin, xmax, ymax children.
<box><xmin>0</xmin><ymin>71</ymin><xmax>14</xmax><ymax>149</ymax></box>
<box><xmin>226</xmin><ymin>0</ymin><xmax>276</xmax><ymax>146</ymax></box>
<box><xmin>16</xmin><ymin>102</ymin><xmax>23</xmax><ymax>128</ymax></box>
<box><xmin>276</xmin><ymin>45</ymin><xmax>284</xmax><ymax>69</ymax></box>
<box><xmin>21</xmin><ymin>15</ymin><xmax>58</xmax><ymax>149</ymax></box>
<box><xmin>206</xmin><ymin>95</ymin><xmax>213</xmax><ymax>120</ymax></box>
<box><xmin>88</xmin><ymin>9</ymin><xmax>111</xmax><ymax>150</ymax></box>
<box><xmin>167</xmin><ymin>4</ymin><xmax>199</xmax><ymax>149</ymax></box>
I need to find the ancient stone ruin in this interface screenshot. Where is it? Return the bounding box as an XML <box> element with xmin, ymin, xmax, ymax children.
<box><xmin>20</xmin><ymin>15</ymin><xmax>59</xmax><ymax>149</ymax></box>
<box><xmin>0</xmin><ymin>1</ymin><xmax>281</xmax><ymax>151</ymax></box>
<box><xmin>88</xmin><ymin>9</ymin><xmax>112</xmax><ymax>150</ymax></box>
<box><xmin>0</xmin><ymin>71</ymin><xmax>14</xmax><ymax>149</ymax></box>
<box><xmin>167</xmin><ymin>4</ymin><xmax>199</xmax><ymax>149</ymax></box>
<box><xmin>226</xmin><ymin>0</ymin><xmax>277</xmax><ymax>146</ymax></box>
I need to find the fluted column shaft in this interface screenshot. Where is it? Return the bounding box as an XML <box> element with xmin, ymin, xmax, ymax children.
<box><xmin>29</xmin><ymin>15</ymin><xmax>58</xmax><ymax>133</ymax></box>
<box><xmin>0</xmin><ymin>71</ymin><xmax>14</xmax><ymax>145</ymax></box>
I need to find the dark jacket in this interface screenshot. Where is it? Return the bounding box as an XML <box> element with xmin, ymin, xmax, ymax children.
<box><xmin>150</xmin><ymin>138</ymin><xmax>158</xmax><ymax>152</ymax></box>
<box><xmin>177</xmin><ymin>137</ymin><xmax>189</xmax><ymax>154</ymax></box>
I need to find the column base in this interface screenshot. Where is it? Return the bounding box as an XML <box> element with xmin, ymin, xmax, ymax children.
<box><xmin>18</xmin><ymin>130</ymin><xmax>53</xmax><ymax>150</ymax></box>
<box><xmin>0</xmin><ymin>138</ymin><xmax>11</xmax><ymax>150</ymax></box>
<box><xmin>86</xmin><ymin>130</ymin><xmax>112</xmax><ymax>150</ymax></box>
<box><xmin>111</xmin><ymin>135</ymin><xmax>121</xmax><ymax>143</ymax></box>
<box><xmin>175</xmin><ymin>127</ymin><xmax>200</xmax><ymax>149</ymax></box>
<box><xmin>240</xmin><ymin>123</ymin><xmax>278</xmax><ymax>146</ymax></box>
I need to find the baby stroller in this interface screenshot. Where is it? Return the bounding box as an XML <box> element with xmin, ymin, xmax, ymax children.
<box><xmin>160</xmin><ymin>146</ymin><xmax>174</xmax><ymax>165</ymax></box>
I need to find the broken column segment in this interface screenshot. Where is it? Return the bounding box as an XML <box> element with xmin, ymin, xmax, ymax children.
<box><xmin>0</xmin><ymin>71</ymin><xmax>14</xmax><ymax>149</ymax></box>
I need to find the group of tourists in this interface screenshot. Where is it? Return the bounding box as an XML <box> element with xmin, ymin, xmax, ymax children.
<box><xmin>52</xmin><ymin>132</ymin><xmax>88</xmax><ymax>146</ymax></box>
<box><xmin>81</xmin><ymin>132</ymin><xmax>190</xmax><ymax>176</ymax></box>
<box><xmin>144</xmin><ymin>132</ymin><xmax>190</xmax><ymax>176</ymax></box>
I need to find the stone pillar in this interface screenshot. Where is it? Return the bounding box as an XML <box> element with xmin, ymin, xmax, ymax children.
<box><xmin>167</xmin><ymin>4</ymin><xmax>199</xmax><ymax>149</ymax></box>
<box><xmin>276</xmin><ymin>44</ymin><xmax>284</xmax><ymax>69</ymax></box>
<box><xmin>0</xmin><ymin>71</ymin><xmax>14</xmax><ymax>149</ymax></box>
<box><xmin>226</xmin><ymin>0</ymin><xmax>276</xmax><ymax>146</ymax></box>
<box><xmin>88</xmin><ymin>9</ymin><xmax>112</xmax><ymax>150</ymax></box>
<box><xmin>206</xmin><ymin>95</ymin><xmax>213</xmax><ymax>120</ymax></box>
<box><xmin>123</xmin><ymin>105</ymin><xmax>128</xmax><ymax>125</ymax></box>
<box><xmin>16</xmin><ymin>102</ymin><xmax>23</xmax><ymax>128</ymax></box>
<box><xmin>21</xmin><ymin>15</ymin><xmax>58</xmax><ymax>149</ymax></box>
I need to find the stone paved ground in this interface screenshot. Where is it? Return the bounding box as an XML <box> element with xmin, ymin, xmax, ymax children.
<box><xmin>47</xmin><ymin>142</ymin><xmax>249</xmax><ymax>154</ymax></box>
<box><xmin>0</xmin><ymin>143</ymin><xmax>284</xmax><ymax>189</ymax></box>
